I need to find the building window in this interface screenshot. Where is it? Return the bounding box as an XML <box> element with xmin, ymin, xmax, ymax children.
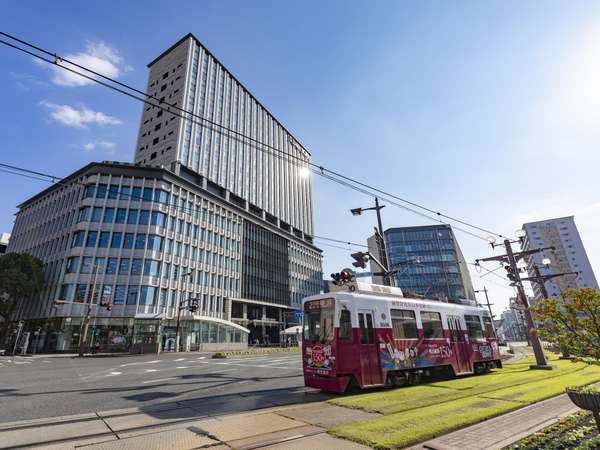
<box><xmin>65</xmin><ymin>256</ymin><xmax>80</xmax><ymax>273</ymax></box>
<box><xmin>114</xmin><ymin>285</ymin><xmax>126</xmax><ymax>305</ymax></box>
<box><xmin>465</xmin><ymin>315</ymin><xmax>484</xmax><ymax>340</ymax></box>
<box><xmin>98</xmin><ymin>232</ymin><xmax>110</xmax><ymax>248</ymax></box>
<box><xmin>118</xmin><ymin>259</ymin><xmax>130</xmax><ymax>275</ymax></box>
<box><xmin>143</xmin><ymin>188</ymin><xmax>153</xmax><ymax>201</ymax></box>
<box><xmin>103</xmin><ymin>208</ymin><xmax>115</xmax><ymax>223</ymax></box>
<box><xmin>126</xmin><ymin>285</ymin><xmax>138</xmax><ymax>305</ymax></box>
<box><xmin>75</xmin><ymin>284</ymin><xmax>87</xmax><ymax>303</ymax></box>
<box><xmin>108</xmin><ymin>184</ymin><xmax>119</xmax><ymax>199</ymax></box>
<box><xmin>96</xmin><ymin>184</ymin><xmax>107</xmax><ymax>199</ymax></box>
<box><xmin>132</xmin><ymin>187</ymin><xmax>142</xmax><ymax>201</ymax></box>
<box><xmin>91</xmin><ymin>207</ymin><xmax>102</xmax><ymax>222</ymax></box>
<box><xmin>115</xmin><ymin>208</ymin><xmax>126</xmax><ymax>224</ymax></box>
<box><xmin>151</xmin><ymin>211</ymin><xmax>165</xmax><ymax>227</ymax></box>
<box><xmin>140</xmin><ymin>286</ymin><xmax>157</xmax><ymax>305</ymax></box>
<box><xmin>106</xmin><ymin>258</ymin><xmax>118</xmax><ymax>274</ymax></box>
<box><xmin>135</xmin><ymin>234</ymin><xmax>146</xmax><ymax>249</ymax></box>
<box><xmin>123</xmin><ymin>233</ymin><xmax>134</xmax><ymax>249</ymax></box>
<box><xmin>420</xmin><ymin>311</ymin><xmax>443</xmax><ymax>339</ymax></box>
<box><xmin>77</xmin><ymin>207</ymin><xmax>91</xmax><ymax>222</ymax></box>
<box><xmin>127</xmin><ymin>209</ymin><xmax>138</xmax><ymax>224</ymax></box>
<box><xmin>120</xmin><ymin>186</ymin><xmax>131</xmax><ymax>200</ymax></box>
<box><xmin>111</xmin><ymin>232</ymin><xmax>122</xmax><ymax>248</ymax></box>
<box><xmin>72</xmin><ymin>231</ymin><xmax>85</xmax><ymax>247</ymax></box>
<box><xmin>86</xmin><ymin>231</ymin><xmax>98</xmax><ymax>247</ymax></box>
<box><xmin>83</xmin><ymin>185</ymin><xmax>95</xmax><ymax>199</ymax></box>
<box><xmin>131</xmin><ymin>258</ymin><xmax>143</xmax><ymax>275</ymax></box>
<box><xmin>139</xmin><ymin>210</ymin><xmax>150</xmax><ymax>225</ymax></box>
<box><xmin>391</xmin><ymin>309</ymin><xmax>418</xmax><ymax>339</ymax></box>
<box><xmin>80</xmin><ymin>257</ymin><xmax>94</xmax><ymax>274</ymax></box>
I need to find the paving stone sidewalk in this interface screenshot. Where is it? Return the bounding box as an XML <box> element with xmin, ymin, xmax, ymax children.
<box><xmin>413</xmin><ymin>391</ymin><xmax>579</xmax><ymax>450</ymax></box>
<box><xmin>0</xmin><ymin>399</ymin><xmax>374</xmax><ymax>449</ymax></box>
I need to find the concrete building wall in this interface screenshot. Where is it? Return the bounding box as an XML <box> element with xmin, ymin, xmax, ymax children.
<box><xmin>522</xmin><ymin>216</ymin><xmax>598</xmax><ymax>302</ymax></box>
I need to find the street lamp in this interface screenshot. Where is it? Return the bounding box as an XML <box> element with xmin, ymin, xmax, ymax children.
<box><xmin>515</xmin><ymin>229</ymin><xmax>526</xmax><ymax>239</ymax></box>
<box><xmin>542</xmin><ymin>258</ymin><xmax>551</xmax><ymax>268</ymax></box>
<box><xmin>174</xmin><ymin>270</ymin><xmax>192</xmax><ymax>352</ymax></box>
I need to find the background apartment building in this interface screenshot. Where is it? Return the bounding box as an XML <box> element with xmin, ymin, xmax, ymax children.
<box><xmin>521</xmin><ymin>216</ymin><xmax>598</xmax><ymax>303</ymax></box>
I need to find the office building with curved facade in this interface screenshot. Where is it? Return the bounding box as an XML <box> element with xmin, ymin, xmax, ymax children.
<box><xmin>5</xmin><ymin>34</ymin><xmax>322</xmax><ymax>352</ymax></box>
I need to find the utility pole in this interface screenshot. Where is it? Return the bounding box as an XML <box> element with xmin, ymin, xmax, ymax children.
<box><xmin>474</xmin><ymin>287</ymin><xmax>494</xmax><ymax>321</ymax></box>
<box><xmin>477</xmin><ymin>237</ymin><xmax>554</xmax><ymax>369</ymax></box>
<box><xmin>78</xmin><ymin>263</ymin><xmax>100</xmax><ymax>357</ymax></box>
<box><xmin>174</xmin><ymin>270</ymin><xmax>192</xmax><ymax>352</ymax></box>
<box><xmin>351</xmin><ymin>197</ymin><xmax>391</xmax><ymax>286</ymax></box>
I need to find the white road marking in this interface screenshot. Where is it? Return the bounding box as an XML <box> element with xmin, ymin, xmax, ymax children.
<box><xmin>106</xmin><ymin>372</ymin><xmax>122</xmax><ymax>376</ymax></box>
<box><xmin>142</xmin><ymin>377</ymin><xmax>176</xmax><ymax>384</ymax></box>
<box><xmin>197</xmin><ymin>356</ymin><xmax>206</xmax><ymax>360</ymax></box>
<box><xmin>145</xmin><ymin>369</ymin><xmax>158</xmax><ymax>373</ymax></box>
<box><xmin>42</xmin><ymin>360</ymin><xmax>51</xmax><ymax>363</ymax></box>
<box><xmin>174</xmin><ymin>358</ymin><xmax>186</xmax><ymax>362</ymax></box>
<box><xmin>146</xmin><ymin>360</ymin><xmax>161</xmax><ymax>364</ymax></box>
<box><xmin>176</xmin><ymin>366</ymin><xmax>189</xmax><ymax>369</ymax></box>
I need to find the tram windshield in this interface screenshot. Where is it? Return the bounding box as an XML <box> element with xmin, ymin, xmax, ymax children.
<box><xmin>303</xmin><ymin>298</ymin><xmax>335</xmax><ymax>342</ymax></box>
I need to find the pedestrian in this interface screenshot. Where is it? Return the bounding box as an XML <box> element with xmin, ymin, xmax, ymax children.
<box><xmin>94</xmin><ymin>340</ymin><xmax>101</xmax><ymax>354</ymax></box>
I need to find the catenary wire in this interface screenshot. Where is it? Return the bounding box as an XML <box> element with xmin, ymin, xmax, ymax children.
<box><xmin>0</xmin><ymin>31</ymin><xmax>510</xmax><ymax>242</ymax></box>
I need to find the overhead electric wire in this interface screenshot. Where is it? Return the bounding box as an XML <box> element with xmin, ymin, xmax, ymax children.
<box><xmin>0</xmin><ymin>31</ymin><xmax>510</xmax><ymax>243</ymax></box>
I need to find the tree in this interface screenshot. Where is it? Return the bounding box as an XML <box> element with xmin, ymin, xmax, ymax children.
<box><xmin>531</xmin><ymin>288</ymin><xmax>600</xmax><ymax>360</ymax></box>
<box><xmin>0</xmin><ymin>253</ymin><xmax>45</xmax><ymax>340</ymax></box>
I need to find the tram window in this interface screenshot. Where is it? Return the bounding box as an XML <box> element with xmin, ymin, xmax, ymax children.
<box><xmin>465</xmin><ymin>315</ymin><xmax>484</xmax><ymax>340</ymax></box>
<box><xmin>482</xmin><ymin>316</ymin><xmax>495</xmax><ymax>339</ymax></box>
<box><xmin>358</xmin><ymin>313</ymin><xmax>366</xmax><ymax>344</ymax></box>
<box><xmin>391</xmin><ymin>309</ymin><xmax>418</xmax><ymax>339</ymax></box>
<box><xmin>420</xmin><ymin>311</ymin><xmax>443</xmax><ymax>339</ymax></box>
<box><xmin>303</xmin><ymin>301</ymin><xmax>334</xmax><ymax>342</ymax></box>
<box><xmin>365</xmin><ymin>314</ymin><xmax>375</xmax><ymax>344</ymax></box>
<box><xmin>339</xmin><ymin>309</ymin><xmax>352</xmax><ymax>341</ymax></box>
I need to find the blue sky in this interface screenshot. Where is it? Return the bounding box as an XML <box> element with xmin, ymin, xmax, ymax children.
<box><xmin>1</xmin><ymin>1</ymin><xmax>599</xmax><ymax>315</ymax></box>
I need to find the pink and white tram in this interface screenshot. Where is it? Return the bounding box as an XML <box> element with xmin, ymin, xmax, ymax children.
<box><xmin>302</xmin><ymin>283</ymin><xmax>501</xmax><ymax>393</ymax></box>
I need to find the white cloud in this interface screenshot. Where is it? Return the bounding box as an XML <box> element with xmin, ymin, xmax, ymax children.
<box><xmin>40</xmin><ymin>101</ymin><xmax>123</xmax><ymax>128</ymax></box>
<box><xmin>83</xmin><ymin>141</ymin><xmax>116</xmax><ymax>154</ymax></box>
<box><xmin>45</xmin><ymin>41</ymin><xmax>126</xmax><ymax>87</ymax></box>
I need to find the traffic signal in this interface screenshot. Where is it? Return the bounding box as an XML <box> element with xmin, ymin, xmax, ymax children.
<box><xmin>188</xmin><ymin>298</ymin><xmax>199</xmax><ymax>313</ymax></box>
<box><xmin>331</xmin><ymin>271</ymin><xmax>353</xmax><ymax>285</ymax></box>
<box><xmin>505</xmin><ymin>265</ymin><xmax>518</xmax><ymax>283</ymax></box>
<box><xmin>351</xmin><ymin>252</ymin><xmax>369</xmax><ymax>269</ymax></box>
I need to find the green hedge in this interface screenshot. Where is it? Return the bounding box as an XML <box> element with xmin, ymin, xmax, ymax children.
<box><xmin>211</xmin><ymin>346</ymin><xmax>300</xmax><ymax>358</ymax></box>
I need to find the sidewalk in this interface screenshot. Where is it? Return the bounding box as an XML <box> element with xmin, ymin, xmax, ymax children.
<box><xmin>413</xmin><ymin>390</ymin><xmax>580</xmax><ymax>450</ymax></box>
<box><xmin>0</xmin><ymin>395</ymin><xmax>374</xmax><ymax>449</ymax></box>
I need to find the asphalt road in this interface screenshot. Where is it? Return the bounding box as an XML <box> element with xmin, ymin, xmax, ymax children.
<box><xmin>0</xmin><ymin>351</ymin><xmax>325</xmax><ymax>423</ymax></box>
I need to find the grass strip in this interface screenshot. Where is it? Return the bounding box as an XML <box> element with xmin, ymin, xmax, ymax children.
<box><xmin>328</xmin><ymin>359</ymin><xmax>600</xmax><ymax>448</ymax></box>
<box><xmin>212</xmin><ymin>347</ymin><xmax>300</xmax><ymax>358</ymax></box>
<box><xmin>330</xmin><ymin>395</ymin><xmax>523</xmax><ymax>449</ymax></box>
<box><xmin>329</xmin><ymin>357</ymin><xmax>582</xmax><ymax>414</ymax></box>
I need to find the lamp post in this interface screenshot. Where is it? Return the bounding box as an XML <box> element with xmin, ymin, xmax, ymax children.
<box><xmin>78</xmin><ymin>263</ymin><xmax>101</xmax><ymax>357</ymax></box>
<box><xmin>351</xmin><ymin>197</ymin><xmax>391</xmax><ymax>286</ymax></box>
<box><xmin>174</xmin><ymin>270</ymin><xmax>192</xmax><ymax>352</ymax></box>
<box><xmin>474</xmin><ymin>286</ymin><xmax>494</xmax><ymax>324</ymax></box>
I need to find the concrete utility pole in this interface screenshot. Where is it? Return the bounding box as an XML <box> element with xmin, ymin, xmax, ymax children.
<box><xmin>351</xmin><ymin>197</ymin><xmax>391</xmax><ymax>286</ymax></box>
<box><xmin>174</xmin><ymin>270</ymin><xmax>193</xmax><ymax>352</ymax></box>
<box><xmin>474</xmin><ymin>286</ymin><xmax>494</xmax><ymax>321</ymax></box>
<box><xmin>78</xmin><ymin>264</ymin><xmax>100</xmax><ymax>357</ymax></box>
<box><xmin>477</xmin><ymin>238</ymin><xmax>554</xmax><ymax>369</ymax></box>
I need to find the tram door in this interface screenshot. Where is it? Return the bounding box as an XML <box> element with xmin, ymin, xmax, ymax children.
<box><xmin>448</xmin><ymin>315</ymin><xmax>471</xmax><ymax>374</ymax></box>
<box><xmin>357</xmin><ymin>311</ymin><xmax>383</xmax><ymax>386</ymax></box>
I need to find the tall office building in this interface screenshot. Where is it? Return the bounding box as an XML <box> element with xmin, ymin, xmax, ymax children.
<box><xmin>521</xmin><ymin>216</ymin><xmax>598</xmax><ymax>303</ymax></box>
<box><xmin>5</xmin><ymin>34</ymin><xmax>322</xmax><ymax>352</ymax></box>
<box><xmin>369</xmin><ymin>224</ymin><xmax>475</xmax><ymax>302</ymax></box>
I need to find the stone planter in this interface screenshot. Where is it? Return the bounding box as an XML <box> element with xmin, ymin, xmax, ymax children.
<box><xmin>567</xmin><ymin>388</ymin><xmax>600</xmax><ymax>431</ymax></box>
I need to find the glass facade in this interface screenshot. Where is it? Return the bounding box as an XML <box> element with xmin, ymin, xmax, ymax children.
<box><xmin>7</xmin><ymin>163</ymin><xmax>322</xmax><ymax>350</ymax></box>
<box><xmin>385</xmin><ymin>225</ymin><xmax>475</xmax><ymax>302</ymax></box>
